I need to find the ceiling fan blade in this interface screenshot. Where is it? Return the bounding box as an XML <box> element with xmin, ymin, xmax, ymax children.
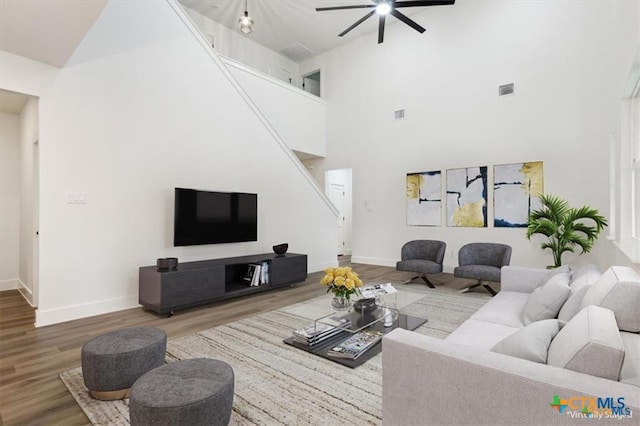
<box><xmin>394</xmin><ymin>0</ymin><xmax>455</xmax><ymax>7</ymax></box>
<box><xmin>316</xmin><ymin>5</ymin><xmax>375</xmax><ymax>12</ymax></box>
<box><xmin>378</xmin><ymin>15</ymin><xmax>386</xmax><ymax>44</ymax></box>
<box><xmin>338</xmin><ymin>10</ymin><xmax>376</xmax><ymax>37</ymax></box>
<box><xmin>390</xmin><ymin>9</ymin><xmax>426</xmax><ymax>33</ymax></box>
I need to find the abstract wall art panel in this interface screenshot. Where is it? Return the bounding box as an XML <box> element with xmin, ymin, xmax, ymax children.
<box><xmin>406</xmin><ymin>171</ymin><xmax>442</xmax><ymax>226</ymax></box>
<box><xmin>494</xmin><ymin>161</ymin><xmax>544</xmax><ymax>227</ymax></box>
<box><xmin>446</xmin><ymin>166</ymin><xmax>488</xmax><ymax>227</ymax></box>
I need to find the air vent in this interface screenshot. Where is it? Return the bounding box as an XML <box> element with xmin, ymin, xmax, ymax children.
<box><xmin>498</xmin><ymin>83</ymin><xmax>515</xmax><ymax>96</ymax></box>
<box><xmin>394</xmin><ymin>109</ymin><xmax>406</xmax><ymax>120</ymax></box>
<box><xmin>280</xmin><ymin>43</ymin><xmax>314</xmax><ymax>62</ymax></box>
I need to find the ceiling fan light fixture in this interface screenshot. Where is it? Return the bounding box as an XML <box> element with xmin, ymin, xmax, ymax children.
<box><xmin>238</xmin><ymin>1</ymin><xmax>254</xmax><ymax>34</ymax></box>
<box><xmin>375</xmin><ymin>2</ymin><xmax>392</xmax><ymax>15</ymax></box>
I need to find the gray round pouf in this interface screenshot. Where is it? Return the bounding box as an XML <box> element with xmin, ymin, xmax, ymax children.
<box><xmin>129</xmin><ymin>358</ymin><xmax>234</xmax><ymax>426</ymax></box>
<box><xmin>81</xmin><ymin>327</ymin><xmax>167</xmax><ymax>400</ymax></box>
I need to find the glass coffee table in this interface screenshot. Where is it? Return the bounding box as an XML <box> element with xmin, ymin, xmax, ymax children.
<box><xmin>283</xmin><ymin>298</ymin><xmax>429</xmax><ymax>368</ymax></box>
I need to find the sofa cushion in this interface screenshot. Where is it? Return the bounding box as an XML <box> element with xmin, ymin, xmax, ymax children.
<box><xmin>557</xmin><ymin>264</ymin><xmax>602</xmax><ymax>322</ymax></box>
<box><xmin>491</xmin><ymin>319</ymin><xmax>564</xmax><ymax>364</ymax></box>
<box><xmin>620</xmin><ymin>331</ymin><xmax>640</xmax><ymax>387</ymax></box>
<box><xmin>580</xmin><ymin>266</ymin><xmax>640</xmax><ymax>332</ymax></box>
<box><xmin>568</xmin><ymin>263</ymin><xmax>602</xmax><ymax>290</ymax></box>
<box><xmin>470</xmin><ymin>291</ymin><xmax>529</xmax><ymax>328</ymax></box>
<box><xmin>445</xmin><ymin>318</ymin><xmax>520</xmax><ymax>351</ymax></box>
<box><xmin>547</xmin><ymin>306</ymin><xmax>625</xmax><ymax>381</ymax></box>
<box><xmin>522</xmin><ymin>271</ymin><xmax>571</xmax><ymax>325</ymax></box>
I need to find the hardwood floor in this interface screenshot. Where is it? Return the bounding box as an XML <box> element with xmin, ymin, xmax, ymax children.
<box><xmin>0</xmin><ymin>263</ymin><xmax>472</xmax><ymax>425</ymax></box>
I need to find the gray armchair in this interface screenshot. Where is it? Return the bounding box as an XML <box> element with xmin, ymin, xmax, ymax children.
<box><xmin>396</xmin><ymin>240</ymin><xmax>446</xmax><ymax>288</ymax></box>
<box><xmin>454</xmin><ymin>242</ymin><xmax>512</xmax><ymax>296</ymax></box>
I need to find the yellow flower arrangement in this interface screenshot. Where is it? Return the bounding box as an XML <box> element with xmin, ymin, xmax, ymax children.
<box><xmin>321</xmin><ymin>266</ymin><xmax>363</xmax><ymax>300</ymax></box>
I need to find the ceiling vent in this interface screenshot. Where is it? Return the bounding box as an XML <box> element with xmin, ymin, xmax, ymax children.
<box><xmin>394</xmin><ymin>109</ymin><xmax>406</xmax><ymax>120</ymax></box>
<box><xmin>280</xmin><ymin>42</ymin><xmax>314</xmax><ymax>62</ymax></box>
<box><xmin>498</xmin><ymin>83</ymin><xmax>515</xmax><ymax>96</ymax></box>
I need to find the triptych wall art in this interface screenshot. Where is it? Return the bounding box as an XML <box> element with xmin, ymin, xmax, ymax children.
<box><xmin>406</xmin><ymin>161</ymin><xmax>543</xmax><ymax>228</ymax></box>
<box><xmin>406</xmin><ymin>171</ymin><xmax>442</xmax><ymax>226</ymax></box>
<box><xmin>494</xmin><ymin>161</ymin><xmax>544</xmax><ymax>227</ymax></box>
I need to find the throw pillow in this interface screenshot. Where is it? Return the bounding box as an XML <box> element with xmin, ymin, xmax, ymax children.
<box><xmin>523</xmin><ymin>270</ymin><xmax>571</xmax><ymax>325</ymax></box>
<box><xmin>548</xmin><ymin>305</ymin><xmax>625</xmax><ymax>381</ymax></box>
<box><xmin>580</xmin><ymin>266</ymin><xmax>640</xmax><ymax>332</ymax></box>
<box><xmin>536</xmin><ymin>265</ymin><xmax>571</xmax><ymax>287</ymax></box>
<box><xmin>557</xmin><ymin>264</ymin><xmax>601</xmax><ymax>322</ymax></box>
<box><xmin>557</xmin><ymin>285</ymin><xmax>591</xmax><ymax>322</ymax></box>
<box><xmin>491</xmin><ymin>319</ymin><xmax>564</xmax><ymax>363</ymax></box>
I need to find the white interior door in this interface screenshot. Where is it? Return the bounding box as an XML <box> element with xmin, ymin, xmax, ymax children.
<box><xmin>329</xmin><ymin>183</ymin><xmax>345</xmax><ymax>255</ymax></box>
<box><xmin>32</xmin><ymin>140</ymin><xmax>39</xmax><ymax>307</ymax></box>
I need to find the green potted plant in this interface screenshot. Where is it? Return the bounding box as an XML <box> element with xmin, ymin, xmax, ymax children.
<box><xmin>526</xmin><ymin>194</ymin><xmax>608</xmax><ymax>268</ymax></box>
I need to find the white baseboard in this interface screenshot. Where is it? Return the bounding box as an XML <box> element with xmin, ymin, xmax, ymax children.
<box><xmin>17</xmin><ymin>280</ymin><xmax>36</xmax><ymax>307</ymax></box>
<box><xmin>0</xmin><ymin>278</ymin><xmax>18</xmax><ymax>291</ymax></box>
<box><xmin>309</xmin><ymin>260</ymin><xmax>338</xmax><ymax>273</ymax></box>
<box><xmin>35</xmin><ymin>295</ymin><xmax>139</xmax><ymax>327</ymax></box>
<box><xmin>350</xmin><ymin>256</ymin><xmax>397</xmax><ymax>267</ymax></box>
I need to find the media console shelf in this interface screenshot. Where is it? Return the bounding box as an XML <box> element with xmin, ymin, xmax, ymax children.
<box><xmin>139</xmin><ymin>253</ymin><xmax>307</xmax><ymax>315</ymax></box>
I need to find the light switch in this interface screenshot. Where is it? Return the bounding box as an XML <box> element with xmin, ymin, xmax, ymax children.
<box><xmin>67</xmin><ymin>192</ymin><xmax>88</xmax><ymax>204</ymax></box>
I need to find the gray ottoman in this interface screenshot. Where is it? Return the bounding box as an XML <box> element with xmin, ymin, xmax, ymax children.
<box><xmin>81</xmin><ymin>327</ymin><xmax>167</xmax><ymax>400</ymax></box>
<box><xmin>130</xmin><ymin>358</ymin><xmax>234</xmax><ymax>426</ymax></box>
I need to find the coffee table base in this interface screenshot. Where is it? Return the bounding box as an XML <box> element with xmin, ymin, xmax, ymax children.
<box><xmin>283</xmin><ymin>313</ymin><xmax>427</xmax><ymax>368</ymax></box>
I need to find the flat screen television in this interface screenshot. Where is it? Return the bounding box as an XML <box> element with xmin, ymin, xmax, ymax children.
<box><xmin>174</xmin><ymin>188</ymin><xmax>257</xmax><ymax>246</ymax></box>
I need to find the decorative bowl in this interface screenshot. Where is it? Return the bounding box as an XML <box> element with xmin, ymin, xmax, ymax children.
<box><xmin>157</xmin><ymin>257</ymin><xmax>178</xmax><ymax>271</ymax></box>
<box><xmin>353</xmin><ymin>297</ymin><xmax>377</xmax><ymax>314</ymax></box>
<box><xmin>272</xmin><ymin>243</ymin><xmax>288</xmax><ymax>255</ymax></box>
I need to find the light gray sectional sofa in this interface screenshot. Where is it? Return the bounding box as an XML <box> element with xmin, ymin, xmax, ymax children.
<box><xmin>382</xmin><ymin>264</ymin><xmax>640</xmax><ymax>425</ymax></box>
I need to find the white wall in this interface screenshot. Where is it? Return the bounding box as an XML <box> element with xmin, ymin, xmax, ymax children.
<box><xmin>0</xmin><ymin>112</ymin><xmax>20</xmax><ymax>290</ymax></box>
<box><xmin>182</xmin><ymin>6</ymin><xmax>300</xmax><ymax>87</ymax></box>
<box><xmin>223</xmin><ymin>57</ymin><xmax>327</xmax><ymax>158</ymax></box>
<box><xmin>29</xmin><ymin>0</ymin><xmax>335</xmax><ymax>326</ymax></box>
<box><xmin>301</xmin><ymin>0</ymin><xmax>639</xmax><ymax>271</ymax></box>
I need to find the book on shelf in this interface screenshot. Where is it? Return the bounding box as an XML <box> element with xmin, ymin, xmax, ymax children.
<box><xmin>292</xmin><ymin>319</ymin><xmax>350</xmax><ymax>347</ymax></box>
<box><xmin>359</xmin><ymin>283</ymin><xmax>397</xmax><ymax>299</ymax></box>
<box><xmin>244</xmin><ymin>263</ymin><xmax>270</xmax><ymax>287</ymax></box>
<box><xmin>327</xmin><ymin>330</ymin><xmax>383</xmax><ymax>360</ymax></box>
<box><xmin>243</xmin><ymin>264</ymin><xmax>257</xmax><ymax>285</ymax></box>
<box><xmin>250</xmin><ymin>264</ymin><xmax>261</xmax><ymax>286</ymax></box>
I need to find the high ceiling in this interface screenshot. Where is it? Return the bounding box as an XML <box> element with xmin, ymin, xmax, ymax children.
<box><xmin>0</xmin><ymin>0</ymin><xmax>452</xmax><ymax>113</ymax></box>
<box><xmin>178</xmin><ymin>0</ymin><xmax>445</xmax><ymax>62</ymax></box>
<box><xmin>0</xmin><ymin>0</ymin><xmax>108</xmax><ymax>114</ymax></box>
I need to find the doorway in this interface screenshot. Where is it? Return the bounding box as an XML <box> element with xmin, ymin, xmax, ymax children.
<box><xmin>325</xmin><ymin>168</ymin><xmax>352</xmax><ymax>256</ymax></box>
<box><xmin>301</xmin><ymin>70</ymin><xmax>321</xmax><ymax>97</ymax></box>
<box><xmin>328</xmin><ymin>183</ymin><xmax>345</xmax><ymax>255</ymax></box>
<box><xmin>0</xmin><ymin>92</ymin><xmax>39</xmax><ymax>308</ymax></box>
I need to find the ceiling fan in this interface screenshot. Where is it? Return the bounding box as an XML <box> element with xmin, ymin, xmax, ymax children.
<box><xmin>316</xmin><ymin>0</ymin><xmax>455</xmax><ymax>44</ymax></box>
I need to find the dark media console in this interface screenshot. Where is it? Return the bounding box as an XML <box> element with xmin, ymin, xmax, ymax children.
<box><xmin>138</xmin><ymin>253</ymin><xmax>307</xmax><ymax>315</ymax></box>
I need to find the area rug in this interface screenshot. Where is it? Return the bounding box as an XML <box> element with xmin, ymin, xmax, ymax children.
<box><xmin>60</xmin><ymin>288</ymin><xmax>490</xmax><ymax>425</ymax></box>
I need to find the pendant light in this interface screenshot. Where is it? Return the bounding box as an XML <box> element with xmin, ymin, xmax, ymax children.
<box><xmin>238</xmin><ymin>0</ymin><xmax>254</xmax><ymax>34</ymax></box>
